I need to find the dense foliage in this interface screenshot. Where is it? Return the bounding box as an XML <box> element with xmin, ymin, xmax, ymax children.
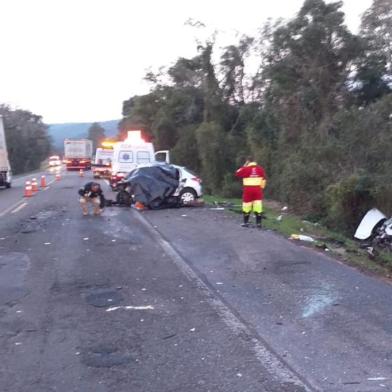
<box><xmin>120</xmin><ymin>0</ymin><xmax>391</xmax><ymax>233</ymax></box>
<box><xmin>0</xmin><ymin>105</ymin><xmax>51</xmax><ymax>175</ymax></box>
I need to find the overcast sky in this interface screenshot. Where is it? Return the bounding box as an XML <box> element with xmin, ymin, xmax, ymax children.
<box><xmin>0</xmin><ymin>0</ymin><xmax>373</xmax><ymax>124</ymax></box>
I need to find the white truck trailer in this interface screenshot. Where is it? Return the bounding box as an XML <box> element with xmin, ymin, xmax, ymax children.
<box><xmin>0</xmin><ymin>115</ymin><xmax>12</xmax><ymax>188</ymax></box>
<box><xmin>64</xmin><ymin>139</ymin><xmax>93</xmax><ymax>171</ymax></box>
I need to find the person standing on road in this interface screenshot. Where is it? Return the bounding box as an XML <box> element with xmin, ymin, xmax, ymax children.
<box><xmin>235</xmin><ymin>157</ymin><xmax>266</xmax><ymax>228</ymax></box>
<box><xmin>78</xmin><ymin>182</ymin><xmax>105</xmax><ymax>216</ymax></box>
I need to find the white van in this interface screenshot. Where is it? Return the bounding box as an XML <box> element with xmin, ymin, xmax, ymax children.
<box><xmin>110</xmin><ymin>131</ymin><xmax>169</xmax><ymax>189</ymax></box>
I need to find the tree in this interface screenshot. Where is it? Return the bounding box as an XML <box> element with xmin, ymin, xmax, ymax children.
<box><xmin>116</xmin><ymin>0</ymin><xmax>392</xmax><ymax>233</ymax></box>
<box><xmin>87</xmin><ymin>122</ymin><xmax>106</xmax><ymax>151</ymax></box>
<box><xmin>352</xmin><ymin>0</ymin><xmax>392</xmax><ymax>104</ymax></box>
<box><xmin>0</xmin><ymin>105</ymin><xmax>51</xmax><ymax>174</ymax></box>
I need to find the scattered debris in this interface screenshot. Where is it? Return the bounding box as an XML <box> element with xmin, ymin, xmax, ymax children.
<box><xmin>210</xmin><ymin>207</ymin><xmax>225</xmax><ymax>211</ymax></box>
<box><xmin>44</xmin><ymin>242</ymin><xmax>51</xmax><ymax>245</ymax></box>
<box><xmin>281</xmin><ymin>206</ymin><xmax>288</xmax><ymax>211</ymax></box>
<box><xmin>368</xmin><ymin>377</ymin><xmax>388</xmax><ymax>381</ymax></box>
<box><xmin>162</xmin><ymin>333</ymin><xmax>177</xmax><ymax>340</ymax></box>
<box><xmin>190</xmin><ymin>328</ymin><xmax>196</xmax><ymax>332</ymax></box>
<box><xmin>181</xmin><ymin>214</ymin><xmax>187</xmax><ymax>217</ymax></box>
<box><xmin>290</xmin><ymin>234</ymin><xmax>315</xmax><ymax>243</ymax></box>
<box><xmin>213</xmin><ymin>201</ymin><xmax>234</xmax><ymax>208</ymax></box>
<box><xmin>315</xmin><ymin>243</ymin><xmax>329</xmax><ymax>250</ymax></box>
<box><xmin>83</xmin><ymin>237</ymin><xmax>89</xmax><ymax>241</ymax></box>
<box><xmin>354</xmin><ymin>208</ymin><xmax>392</xmax><ymax>254</ymax></box>
<box><xmin>106</xmin><ymin>305</ymin><xmax>154</xmax><ymax>312</ymax></box>
<box><xmin>216</xmin><ymin>282</ymin><xmax>224</xmax><ymax>285</ymax></box>
<box><xmin>276</xmin><ymin>215</ymin><xmax>283</xmax><ymax>221</ymax></box>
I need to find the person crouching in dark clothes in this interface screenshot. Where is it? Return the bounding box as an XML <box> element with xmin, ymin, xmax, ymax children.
<box><xmin>78</xmin><ymin>182</ymin><xmax>105</xmax><ymax>216</ymax></box>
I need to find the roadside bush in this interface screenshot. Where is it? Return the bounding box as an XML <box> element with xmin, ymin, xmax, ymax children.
<box><xmin>325</xmin><ymin>173</ymin><xmax>375</xmax><ymax>233</ymax></box>
<box><xmin>221</xmin><ymin>173</ymin><xmax>242</xmax><ymax>198</ymax></box>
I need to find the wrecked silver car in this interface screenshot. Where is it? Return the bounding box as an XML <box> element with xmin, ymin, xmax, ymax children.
<box><xmin>355</xmin><ymin>208</ymin><xmax>392</xmax><ymax>252</ymax></box>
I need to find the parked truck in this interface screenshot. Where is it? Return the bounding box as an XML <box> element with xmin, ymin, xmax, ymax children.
<box><xmin>0</xmin><ymin>115</ymin><xmax>12</xmax><ymax>188</ymax></box>
<box><xmin>64</xmin><ymin>139</ymin><xmax>93</xmax><ymax>171</ymax></box>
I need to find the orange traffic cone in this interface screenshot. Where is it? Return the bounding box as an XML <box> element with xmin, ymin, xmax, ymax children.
<box><xmin>134</xmin><ymin>201</ymin><xmax>144</xmax><ymax>211</ymax></box>
<box><xmin>24</xmin><ymin>181</ymin><xmax>33</xmax><ymax>197</ymax></box>
<box><xmin>55</xmin><ymin>173</ymin><xmax>61</xmax><ymax>181</ymax></box>
<box><xmin>79</xmin><ymin>169</ymin><xmax>84</xmax><ymax>177</ymax></box>
<box><xmin>31</xmin><ymin>178</ymin><xmax>38</xmax><ymax>193</ymax></box>
<box><xmin>40</xmin><ymin>175</ymin><xmax>47</xmax><ymax>188</ymax></box>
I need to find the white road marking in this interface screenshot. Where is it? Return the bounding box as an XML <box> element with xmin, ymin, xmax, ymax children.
<box><xmin>133</xmin><ymin>211</ymin><xmax>316</xmax><ymax>392</ymax></box>
<box><xmin>11</xmin><ymin>202</ymin><xmax>28</xmax><ymax>214</ymax></box>
<box><xmin>0</xmin><ymin>200</ymin><xmax>26</xmax><ymax>218</ymax></box>
<box><xmin>106</xmin><ymin>305</ymin><xmax>154</xmax><ymax>312</ymax></box>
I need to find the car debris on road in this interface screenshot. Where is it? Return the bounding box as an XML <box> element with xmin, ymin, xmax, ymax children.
<box><xmin>354</xmin><ymin>208</ymin><xmax>392</xmax><ymax>253</ymax></box>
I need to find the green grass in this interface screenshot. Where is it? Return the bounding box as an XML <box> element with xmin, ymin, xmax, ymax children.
<box><xmin>204</xmin><ymin>194</ymin><xmax>392</xmax><ymax>278</ymax></box>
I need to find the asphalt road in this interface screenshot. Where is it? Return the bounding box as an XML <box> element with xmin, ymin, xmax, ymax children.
<box><xmin>0</xmin><ymin>169</ymin><xmax>391</xmax><ymax>392</ymax></box>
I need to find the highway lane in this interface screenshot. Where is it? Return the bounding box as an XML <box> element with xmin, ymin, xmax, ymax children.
<box><xmin>0</xmin><ymin>166</ymin><xmax>62</xmax><ymax>217</ymax></box>
<box><xmin>0</xmin><ymin>171</ymin><xmax>309</xmax><ymax>392</ymax></box>
<box><xmin>144</xmin><ymin>207</ymin><xmax>392</xmax><ymax>392</ymax></box>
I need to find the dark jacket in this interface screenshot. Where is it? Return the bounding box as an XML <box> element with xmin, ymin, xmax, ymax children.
<box><xmin>78</xmin><ymin>182</ymin><xmax>105</xmax><ymax>208</ymax></box>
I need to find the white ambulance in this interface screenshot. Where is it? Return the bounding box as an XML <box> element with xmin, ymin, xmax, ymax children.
<box><xmin>110</xmin><ymin>130</ymin><xmax>169</xmax><ymax>189</ymax></box>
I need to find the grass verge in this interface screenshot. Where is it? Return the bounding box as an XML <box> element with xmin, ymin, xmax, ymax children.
<box><xmin>204</xmin><ymin>195</ymin><xmax>392</xmax><ymax>278</ymax></box>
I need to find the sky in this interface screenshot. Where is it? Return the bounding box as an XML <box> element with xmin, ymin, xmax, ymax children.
<box><xmin>0</xmin><ymin>0</ymin><xmax>373</xmax><ymax>124</ymax></box>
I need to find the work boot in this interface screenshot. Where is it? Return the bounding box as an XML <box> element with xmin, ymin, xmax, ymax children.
<box><xmin>255</xmin><ymin>213</ymin><xmax>262</xmax><ymax>229</ymax></box>
<box><xmin>242</xmin><ymin>213</ymin><xmax>250</xmax><ymax>227</ymax></box>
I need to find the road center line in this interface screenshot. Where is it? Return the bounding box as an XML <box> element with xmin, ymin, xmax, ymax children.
<box><xmin>11</xmin><ymin>202</ymin><xmax>28</xmax><ymax>214</ymax></box>
<box><xmin>0</xmin><ymin>200</ymin><xmax>25</xmax><ymax>218</ymax></box>
<box><xmin>133</xmin><ymin>210</ymin><xmax>317</xmax><ymax>392</ymax></box>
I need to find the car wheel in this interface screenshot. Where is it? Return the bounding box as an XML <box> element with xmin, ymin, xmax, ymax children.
<box><xmin>116</xmin><ymin>189</ymin><xmax>132</xmax><ymax>207</ymax></box>
<box><xmin>179</xmin><ymin>188</ymin><xmax>197</xmax><ymax>205</ymax></box>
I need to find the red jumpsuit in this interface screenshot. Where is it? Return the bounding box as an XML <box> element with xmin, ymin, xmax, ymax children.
<box><xmin>235</xmin><ymin>162</ymin><xmax>266</xmax><ymax>225</ymax></box>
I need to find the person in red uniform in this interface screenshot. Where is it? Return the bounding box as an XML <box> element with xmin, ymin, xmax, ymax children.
<box><xmin>235</xmin><ymin>157</ymin><xmax>267</xmax><ymax>228</ymax></box>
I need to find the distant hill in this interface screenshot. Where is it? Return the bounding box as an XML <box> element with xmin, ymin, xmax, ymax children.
<box><xmin>48</xmin><ymin>119</ymin><xmax>120</xmax><ymax>150</ymax></box>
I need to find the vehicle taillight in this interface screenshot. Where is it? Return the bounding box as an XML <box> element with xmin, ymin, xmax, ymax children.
<box><xmin>192</xmin><ymin>177</ymin><xmax>202</xmax><ymax>184</ymax></box>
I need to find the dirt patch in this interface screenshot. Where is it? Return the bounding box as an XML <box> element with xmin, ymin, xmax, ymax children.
<box><xmin>83</xmin><ymin>287</ymin><xmax>124</xmax><ymax>308</ymax></box>
<box><xmin>81</xmin><ymin>343</ymin><xmax>133</xmax><ymax>368</ymax></box>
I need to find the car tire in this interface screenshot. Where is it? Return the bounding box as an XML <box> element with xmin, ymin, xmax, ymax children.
<box><xmin>116</xmin><ymin>189</ymin><xmax>132</xmax><ymax>207</ymax></box>
<box><xmin>179</xmin><ymin>188</ymin><xmax>197</xmax><ymax>205</ymax></box>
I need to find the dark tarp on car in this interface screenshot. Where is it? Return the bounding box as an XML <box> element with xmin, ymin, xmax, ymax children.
<box><xmin>122</xmin><ymin>164</ymin><xmax>180</xmax><ymax>209</ymax></box>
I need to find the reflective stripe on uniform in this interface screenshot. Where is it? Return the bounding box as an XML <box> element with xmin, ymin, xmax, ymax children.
<box><xmin>243</xmin><ymin>177</ymin><xmax>263</xmax><ymax>186</ymax></box>
<box><xmin>242</xmin><ymin>200</ymin><xmax>263</xmax><ymax>214</ymax></box>
<box><xmin>253</xmin><ymin>200</ymin><xmax>263</xmax><ymax>213</ymax></box>
<box><xmin>242</xmin><ymin>202</ymin><xmax>253</xmax><ymax>213</ymax></box>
